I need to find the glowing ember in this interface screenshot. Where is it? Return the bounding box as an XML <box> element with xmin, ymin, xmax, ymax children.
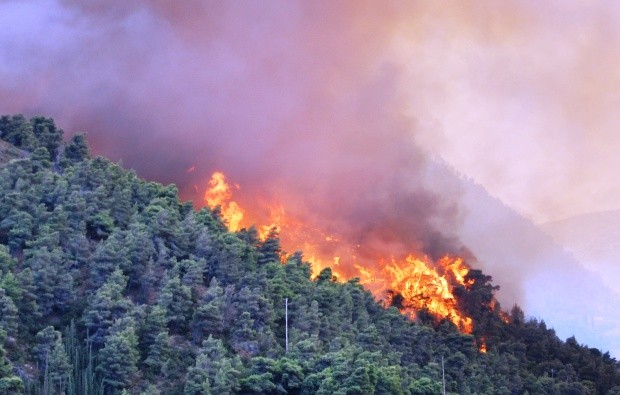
<box><xmin>478</xmin><ymin>339</ymin><xmax>488</xmax><ymax>353</ymax></box>
<box><xmin>202</xmin><ymin>171</ymin><xmax>490</xmax><ymax>334</ymax></box>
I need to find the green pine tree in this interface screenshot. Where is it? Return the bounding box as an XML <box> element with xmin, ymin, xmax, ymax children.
<box><xmin>97</xmin><ymin>318</ymin><xmax>140</xmax><ymax>394</ymax></box>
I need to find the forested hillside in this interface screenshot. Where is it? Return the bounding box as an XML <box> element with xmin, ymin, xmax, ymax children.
<box><xmin>0</xmin><ymin>114</ymin><xmax>618</xmax><ymax>394</ymax></box>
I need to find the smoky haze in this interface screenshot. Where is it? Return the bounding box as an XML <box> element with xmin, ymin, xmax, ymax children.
<box><xmin>1</xmin><ymin>1</ymin><xmax>468</xmax><ymax>258</ymax></box>
<box><xmin>2</xmin><ymin>0</ymin><xmax>620</xmax><ymax>354</ymax></box>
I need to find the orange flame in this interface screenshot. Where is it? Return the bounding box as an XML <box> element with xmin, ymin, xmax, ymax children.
<box><xmin>204</xmin><ymin>172</ymin><xmax>244</xmax><ymax>231</ymax></box>
<box><xmin>355</xmin><ymin>255</ymin><xmax>474</xmax><ymax>333</ymax></box>
<box><xmin>203</xmin><ymin>171</ymin><xmax>487</xmax><ymax>334</ymax></box>
<box><xmin>478</xmin><ymin>338</ymin><xmax>488</xmax><ymax>353</ymax></box>
<box><xmin>257</xmin><ymin>205</ymin><xmax>285</xmax><ymax>240</ymax></box>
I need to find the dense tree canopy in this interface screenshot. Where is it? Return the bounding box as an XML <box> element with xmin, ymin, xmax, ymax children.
<box><xmin>0</xmin><ymin>115</ymin><xmax>617</xmax><ymax>394</ymax></box>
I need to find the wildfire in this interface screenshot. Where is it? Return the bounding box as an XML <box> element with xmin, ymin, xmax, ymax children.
<box><xmin>355</xmin><ymin>255</ymin><xmax>474</xmax><ymax>333</ymax></box>
<box><xmin>478</xmin><ymin>338</ymin><xmax>488</xmax><ymax>353</ymax></box>
<box><xmin>257</xmin><ymin>205</ymin><xmax>285</xmax><ymax>240</ymax></box>
<box><xmin>203</xmin><ymin>171</ymin><xmax>484</xmax><ymax>334</ymax></box>
<box><xmin>203</xmin><ymin>172</ymin><xmax>244</xmax><ymax>231</ymax></box>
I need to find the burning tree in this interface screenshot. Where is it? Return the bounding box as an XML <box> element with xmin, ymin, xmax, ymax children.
<box><xmin>202</xmin><ymin>171</ymin><xmax>507</xmax><ymax>344</ymax></box>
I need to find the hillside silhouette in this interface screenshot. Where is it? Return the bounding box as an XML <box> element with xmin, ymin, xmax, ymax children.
<box><xmin>0</xmin><ymin>114</ymin><xmax>618</xmax><ymax>394</ymax></box>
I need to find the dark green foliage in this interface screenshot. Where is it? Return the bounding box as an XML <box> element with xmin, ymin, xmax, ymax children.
<box><xmin>0</xmin><ymin>289</ymin><xmax>17</xmax><ymax>337</ymax></box>
<box><xmin>46</xmin><ymin>333</ymin><xmax>71</xmax><ymax>393</ymax></box>
<box><xmin>96</xmin><ymin>319</ymin><xmax>140</xmax><ymax>393</ymax></box>
<box><xmin>0</xmin><ymin>328</ymin><xmax>23</xmax><ymax>393</ymax></box>
<box><xmin>184</xmin><ymin>336</ymin><xmax>241</xmax><ymax>395</ymax></box>
<box><xmin>14</xmin><ymin>268</ymin><xmax>40</xmax><ymax>333</ymax></box>
<box><xmin>0</xmin><ymin>115</ymin><xmax>63</xmax><ymax>161</ymax></box>
<box><xmin>2</xmin><ymin>210</ymin><xmax>33</xmax><ymax>253</ymax></box>
<box><xmin>257</xmin><ymin>227</ymin><xmax>281</xmax><ymax>265</ymax></box>
<box><xmin>144</xmin><ymin>330</ymin><xmax>170</xmax><ymax>377</ymax></box>
<box><xmin>0</xmin><ymin>114</ymin><xmax>617</xmax><ymax>394</ymax></box>
<box><xmin>191</xmin><ymin>278</ymin><xmax>225</xmax><ymax>343</ymax></box>
<box><xmin>33</xmin><ymin>326</ymin><xmax>61</xmax><ymax>368</ymax></box>
<box><xmin>60</xmin><ymin>134</ymin><xmax>89</xmax><ymax>167</ymax></box>
<box><xmin>202</xmin><ymin>232</ymin><xmax>256</xmax><ymax>286</ymax></box>
<box><xmin>139</xmin><ymin>306</ymin><xmax>167</xmax><ymax>358</ymax></box>
<box><xmin>26</xmin><ymin>246</ymin><xmax>75</xmax><ymax>316</ymax></box>
<box><xmin>89</xmin><ymin>234</ymin><xmax>130</xmax><ymax>287</ymax></box>
<box><xmin>158</xmin><ymin>273</ymin><xmax>193</xmax><ymax>335</ymax></box>
<box><xmin>31</xmin><ymin>148</ymin><xmax>51</xmax><ymax>171</ymax></box>
<box><xmin>0</xmin><ymin>114</ymin><xmax>35</xmax><ymax>151</ymax></box>
<box><xmin>83</xmin><ymin>269</ymin><xmax>133</xmax><ymax>346</ymax></box>
<box><xmin>86</xmin><ymin>211</ymin><xmax>115</xmax><ymax>241</ymax></box>
<box><xmin>410</xmin><ymin>377</ymin><xmax>441</xmax><ymax>395</ymax></box>
<box><xmin>29</xmin><ymin>116</ymin><xmax>63</xmax><ymax>160</ymax></box>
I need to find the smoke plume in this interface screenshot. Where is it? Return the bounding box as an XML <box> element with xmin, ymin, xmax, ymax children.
<box><xmin>2</xmin><ymin>0</ymin><xmax>620</xmax><ymax>354</ymax></box>
<box><xmin>1</xmin><ymin>1</ymin><xmax>469</xmax><ymax>259</ymax></box>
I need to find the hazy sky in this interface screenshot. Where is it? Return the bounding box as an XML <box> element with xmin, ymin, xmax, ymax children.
<box><xmin>2</xmin><ymin>0</ymin><xmax>620</xmax><ymax>352</ymax></box>
<box><xmin>2</xmin><ymin>1</ymin><xmax>619</xmax><ymax>224</ymax></box>
<box><xmin>397</xmin><ymin>1</ymin><xmax>620</xmax><ymax>224</ymax></box>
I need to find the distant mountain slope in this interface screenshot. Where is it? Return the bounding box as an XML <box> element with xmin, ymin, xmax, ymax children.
<box><xmin>455</xmin><ymin>178</ymin><xmax>620</xmax><ymax>358</ymax></box>
<box><xmin>0</xmin><ymin>140</ymin><xmax>26</xmax><ymax>165</ymax></box>
<box><xmin>541</xmin><ymin>210</ymin><xmax>620</xmax><ymax>295</ymax></box>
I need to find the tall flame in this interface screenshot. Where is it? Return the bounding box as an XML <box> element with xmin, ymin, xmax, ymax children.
<box><xmin>203</xmin><ymin>171</ymin><xmax>482</xmax><ymax>334</ymax></box>
<box><xmin>356</xmin><ymin>255</ymin><xmax>474</xmax><ymax>333</ymax></box>
<box><xmin>203</xmin><ymin>172</ymin><xmax>244</xmax><ymax>232</ymax></box>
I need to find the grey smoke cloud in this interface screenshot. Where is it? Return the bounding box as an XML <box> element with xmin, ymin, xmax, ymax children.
<box><xmin>2</xmin><ymin>0</ymin><xmax>620</xmax><ymax>354</ymax></box>
<box><xmin>0</xmin><ymin>0</ymin><xmax>467</xmax><ymax>257</ymax></box>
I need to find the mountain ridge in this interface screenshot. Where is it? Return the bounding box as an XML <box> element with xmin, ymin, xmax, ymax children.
<box><xmin>0</xmin><ymin>114</ymin><xmax>618</xmax><ymax>394</ymax></box>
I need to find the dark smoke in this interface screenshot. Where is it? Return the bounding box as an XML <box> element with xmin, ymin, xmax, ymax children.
<box><xmin>2</xmin><ymin>0</ymin><xmax>620</xmax><ymax>355</ymax></box>
<box><xmin>0</xmin><ymin>0</ymin><xmax>467</xmax><ymax>261</ymax></box>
